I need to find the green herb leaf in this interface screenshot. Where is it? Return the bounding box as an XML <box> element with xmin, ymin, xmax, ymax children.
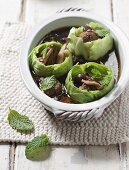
<box><xmin>101</xmin><ymin>74</ymin><xmax>111</xmax><ymax>85</ymax></box>
<box><xmin>25</xmin><ymin>134</ymin><xmax>51</xmax><ymax>160</ymax></box>
<box><xmin>39</xmin><ymin>75</ymin><xmax>57</xmax><ymax>91</ymax></box>
<box><xmin>95</xmin><ymin>29</ymin><xmax>109</xmax><ymax>37</ymax></box>
<box><xmin>89</xmin><ymin>68</ymin><xmax>104</xmax><ymax>79</ymax></box>
<box><xmin>8</xmin><ymin>108</ymin><xmax>34</xmax><ymax>133</ymax></box>
<box><xmin>91</xmin><ymin>68</ymin><xmax>102</xmax><ymax>77</ymax></box>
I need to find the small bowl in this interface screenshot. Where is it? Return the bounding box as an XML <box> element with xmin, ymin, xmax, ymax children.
<box><xmin>20</xmin><ymin>11</ymin><xmax>129</xmax><ymax>122</ymax></box>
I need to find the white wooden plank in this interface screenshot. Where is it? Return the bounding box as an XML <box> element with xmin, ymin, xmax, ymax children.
<box><xmin>25</xmin><ymin>0</ymin><xmax>111</xmax><ymax>25</ymax></box>
<box><xmin>112</xmin><ymin>1</ymin><xmax>129</xmax><ymax>169</ymax></box>
<box><xmin>9</xmin><ymin>143</ymin><xmax>16</xmax><ymax>170</ymax></box>
<box><xmin>119</xmin><ymin>143</ymin><xmax>127</xmax><ymax>170</ymax></box>
<box><xmin>0</xmin><ymin>0</ymin><xmax>22</xmax><ymax>23</ymax></box>
<box><xmin>14</xmin><ymin>145</ymin><xmax>120</xmax><ymax>170</ymax></box>
<box><xmin>124</xmin><ymin>143</ymin><xmax>129</xmax><ymax>170</ymax></box>
<box><xmin>84</xmin><ymin>145</ymin><xmax>120</xmax><ymax>170</ymax></box>
<box><xmin>0</xmin><ymin>143</ymin><xmax>10</xmax><ymax>170</ymax></box>
<box><xmin>113</xmin><ymin>0</ymin><xmax>129</xmax><ymax>36</ymax></box>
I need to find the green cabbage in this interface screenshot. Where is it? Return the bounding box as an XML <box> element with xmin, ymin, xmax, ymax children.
<box><xmin>67</xmin><ymin>22</ymin><xmax>113</xmax><ymax>61</ymax></box>
<box><xmin>29</xmin><ymin>41</ymin><xmax>73</xmax><ymax>77</ymax></box>
<box><xmin>65</xmin><ymin>62</ymin><xmax>114</xmax><ymax>103</ymax></box>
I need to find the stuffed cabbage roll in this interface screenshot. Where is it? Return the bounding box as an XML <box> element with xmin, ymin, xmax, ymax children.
<box><xmin>29</xmin><ymin>41</ymin><xmax>72</xmax><ymax>77</ymax></box>
<box><xmin>65</xmin><ymin>62</ymin><xmax>114</xmax><ymax>103</ymax></box>
<box><xmin>67</xmin><ymin>22</ymin><xmax>113</xmax><ymax>61</ymax></box>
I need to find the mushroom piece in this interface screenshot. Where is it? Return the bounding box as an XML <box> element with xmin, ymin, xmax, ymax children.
<box><xmin>74</xmin><ymin>73</ymin><xmax>103</xmax><ymax>90</ymax></box>
<box><xmin>39</xmin><ymin>44</ymin><xmax>68</xmax><ymax>65</ymax></box>
<box><xmin>38</xmin><ymin>57</ymin><xmax>44</xmax><ymax>63</ymax></box>
<box><xmin>42</xmin><ymin>46</ymin><xmax>54</xmax><ymax>65</ymax></box>
<box><xmin>79</xmin><ymin>83</ymin><xmax>91</xmax><ymax>91</ymax></box>
<box><xmin>45</xmin><ymin>45</ymin><xmax>60</xmax><ymax>65</ymax></box>
<box><xmin>74</xmin><ymin>73</ymin><xmax>94</xmax><ymax>87</ymax></box>
<box><xmin>81</xmin><ymin>79</ymin><xmax>103</xmax><ymax>90</ymax></box>
<box><xmin>56</xmin><ymin>44</ymin><xmax>68</xmax><ymax>64</ymax></box>
<box><xmin>39</xmin><ymin>45</ymin><xmax>60</xmax><ymax>65</ymax></box>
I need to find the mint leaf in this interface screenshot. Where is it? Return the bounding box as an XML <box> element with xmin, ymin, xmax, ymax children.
<box><xmin>25</xmin><ymin>134</ymin><xmax>51</xmax><ymax>160</ymax></box>
<box><xmin>89</xmin><ymin>68</ymin><xmax>104</xmax><ymax>79</ymax></box>
<box><xmin>39</xmin><ymin>75</ymin><xmax>57</xmax><ymax>91</ymax></box>
<box><xmin>91</xmin><ymin>68</ymin><xmax>102</xmax><ymax>77</ymax></box>
<box><xmin>8</xmin><ymin>109</ymin><xmax>34</xmax><ymax>133</ymax></box>
<box><xmin>95</xmin><ymin>29</ymin><xmax>109</xmax><ymax>37</ymax></box>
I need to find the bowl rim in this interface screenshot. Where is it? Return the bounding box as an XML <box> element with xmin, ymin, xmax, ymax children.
<box><xmin>20</xmin><ymin>11</ymin><xmax>129</xmax><ymax>111</ymax></box>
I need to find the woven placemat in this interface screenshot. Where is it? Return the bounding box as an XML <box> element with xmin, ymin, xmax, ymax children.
<box><xmin>0</xmin><ymin>23</ymin><xmax>129</xmax><ymax>145</ymax></box>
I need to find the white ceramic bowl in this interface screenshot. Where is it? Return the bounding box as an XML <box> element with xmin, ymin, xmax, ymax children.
<box><xmin>20</xmin><ymin>10</ymin><xmax>129</xmax><ymax>121</ymax></box>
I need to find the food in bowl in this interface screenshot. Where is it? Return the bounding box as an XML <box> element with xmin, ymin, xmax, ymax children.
<box><xmin>65</xmin><ymin>62</ymin><xmax>114</xmax><ymax>103</ymax></box>
<box><xmin>29</xmin><ymin>41</ymin><xmax>72</xmax><ymax>77</ymax></box>
<box><xmin>29</xmin><ymin>22</ymin><xmax>117</xmax><ymax>104</ymax></box>
<box><xmin>67</xmin><ymin>22</ymin><xmax>113</xmax><ymax>61</ymax></box>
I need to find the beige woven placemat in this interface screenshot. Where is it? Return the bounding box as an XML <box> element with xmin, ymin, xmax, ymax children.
<box><xmin>0</xmin><ymin>23</ymin><xmax>129</xmax><ymax>145</ymax></box>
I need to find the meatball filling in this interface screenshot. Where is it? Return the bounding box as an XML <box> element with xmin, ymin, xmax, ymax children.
<box><xmin>79</xmin><ymin>26</ymin><xmax>99</xmax><ymax>42</ymax></box>
<box><xmin>39</xmin><ymin>76</ymin><xmax>62</xmax><ymax>97</ymax></box>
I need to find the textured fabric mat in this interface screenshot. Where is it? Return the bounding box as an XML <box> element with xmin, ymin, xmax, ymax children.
<box><xmin>0</xmin><ymin>23</ymin><xmax>129</xmax><ymax>145</ymax></box>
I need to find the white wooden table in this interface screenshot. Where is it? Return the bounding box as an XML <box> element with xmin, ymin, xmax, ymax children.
<box><xmin>0</xmin><ymin>0</ymin><xmax>129</xmax><ymax>169</ymax></box>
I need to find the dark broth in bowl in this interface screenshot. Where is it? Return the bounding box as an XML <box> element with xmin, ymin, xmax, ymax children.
<box><xmin>31</xmin><ymin>26</ymin><xmax>120</xmax><ymax>103</ymax></box>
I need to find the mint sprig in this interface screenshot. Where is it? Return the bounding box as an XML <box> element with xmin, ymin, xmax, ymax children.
<box><xmin>25</xmin><ymin>134</ymin><xmax>51</xmax><ymax>160</ymax></box>
<box><xmin>39</xmin><ymin>75</ymin><xmax>57</xmax><ymax>91</ymax></box>
<box><xmin>91</xmin><ymin>68</ymin><xmax>102</xmax><ymax>78</ymax></box>
<box><xmin>8</xmin><ymin>108</ymin><xmax>34</xmax><ymax>133</ymax></box>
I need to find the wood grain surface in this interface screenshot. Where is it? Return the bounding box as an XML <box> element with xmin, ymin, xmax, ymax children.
<box><xmin>0</xmin><ymin>0</ymin><xmax>129</xmax><ymax>169</ymax></box>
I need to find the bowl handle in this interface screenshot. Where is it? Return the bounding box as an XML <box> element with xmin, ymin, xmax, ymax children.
<box><xmin>44</xmin><ymin>106</ymin><xmax>106</xmax><ymax>122</ymax></box>
<box><xmin>52</xmin><ymin>107</ymin><xmax>105</xmax><ymax>121</ymax></box>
